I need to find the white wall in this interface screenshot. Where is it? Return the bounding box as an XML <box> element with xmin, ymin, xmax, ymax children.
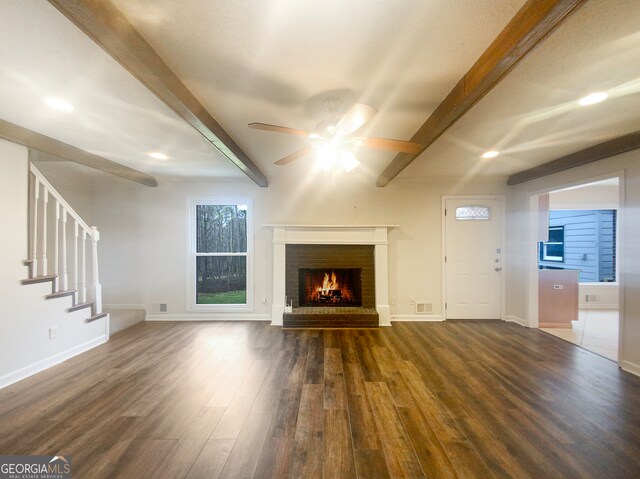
<box><xmin>78</xmin><ymin>171</ymin><xmax>507</xmax><ymax>320</ymax></box>
<box><xmin>549</xmin><ymin>181</ymin><xmax>619</xmax><ymax>210</ymax></box>
<box><xmin>0</xmin><ymin>140</ymin><xmax>108</xmax><ymax>388</ymax></box>
<box><xmin>506</xmin><ymin>150</ymin><xmax>640</xmax><ymax>375</ymax></box>
<box><xmin>33</xmin><ymin>160</ymin><xmax>96</xmax><ymax>222</ymax></box>
<box><xmin>579</xmin><ymin>282</ymin><xmax>619</xmax><ymax>309</ymax></box>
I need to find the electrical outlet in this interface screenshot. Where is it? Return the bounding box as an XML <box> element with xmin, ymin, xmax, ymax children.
<box><xmin>410</xmin><ymin>297</ymin><xmax>415</xmax><ymax>305</ymax></box>
<box><xmin>391</xmin><ymin>296</ymin><xmax>397</xmax><ymax>306</ymax></box>
<box><xmin>49</xmin><ymin>327</ymin><xmax>58</xmax><ymax>340</ymax></box>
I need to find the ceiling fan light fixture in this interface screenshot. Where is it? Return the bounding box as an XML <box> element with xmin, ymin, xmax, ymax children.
<box><xmin>316</xmin><ymin>145</ymin><xmax>336</xmax><ymax>171</ymax></box>
<box><xmin>482</xmin><ymin>150</ymin><xmax>500</xmax><ymax>159</ymax></box>
<box><xmin>341</xmin><ymin>151</ymin><xmax>360</xmax><ymax>172</ymax></box>
<box><xmin>316</xmin><ymin>146</ymin><xmax>360</xmax><ymax>173</ymax></box>
<box><xmin>579</xmin><ymin>92</ymin><xmax>608</xmax><ymax>106</ymax></box>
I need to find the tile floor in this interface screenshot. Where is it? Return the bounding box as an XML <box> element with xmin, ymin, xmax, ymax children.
<box><xmin>540</xmin><ymin>308</ymin><xmax>619</xmax><ymax>361</ymax></box>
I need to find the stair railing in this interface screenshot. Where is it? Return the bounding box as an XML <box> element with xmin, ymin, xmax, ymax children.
<box><xmin>29</xmin><ymin>164</ymin><xmax>102</xmax><ymax>314</ymax></box>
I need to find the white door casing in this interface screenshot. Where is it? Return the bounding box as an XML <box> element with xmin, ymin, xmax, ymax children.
<box><xmin>444</xmin><ymin>197</ymin><xmax>503</xmax><ymax>320</ymax></box>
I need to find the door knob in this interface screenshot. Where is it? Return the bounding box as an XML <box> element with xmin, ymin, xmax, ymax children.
<box><xmin>495</xmin><ymin>266</ymin><xmax>502</xmax><ymax>272</ymax></box>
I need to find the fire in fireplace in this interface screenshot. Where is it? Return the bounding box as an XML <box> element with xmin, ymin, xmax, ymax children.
<box><xmin>298</xmin><ymin>268</ymin><xmax>362</xmax><ymax>307</ymax></box>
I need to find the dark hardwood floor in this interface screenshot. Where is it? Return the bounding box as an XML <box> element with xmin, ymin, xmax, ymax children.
<box><xmin>1</xmin><ymin>321</ymin><xmax>640</xmax><ymax>478</ymax></box>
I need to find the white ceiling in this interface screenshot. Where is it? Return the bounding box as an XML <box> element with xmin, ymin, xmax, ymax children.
<box><xmin>1</xmin><ymin>0</ymin><xmax>639</xmax><ymax>184</ymax></box>
<box><xmin>0</xmin><ymin>0</ymin><xmax>243</xmax><ymax>179</ymax></box>
<box><xmin>405</xmin><ymin>0</ymin><xmax>640</xmax><ymax>180</ymax></box>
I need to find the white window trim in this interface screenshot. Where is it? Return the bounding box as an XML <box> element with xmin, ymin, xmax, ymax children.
<box><xmin>187</xmin><ymin>196</ymin><xmax>254</xmax><ymax>312</ymax></box>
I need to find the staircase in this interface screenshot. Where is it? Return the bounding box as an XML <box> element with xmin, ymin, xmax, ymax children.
<box><xmin>21</xmin><ymin>164</ymin><xmax>109</xmax><ymax>325</ymax></box>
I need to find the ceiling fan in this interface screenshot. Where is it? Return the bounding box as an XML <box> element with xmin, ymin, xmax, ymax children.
<box><xmin>248</xmin><ymin>97</ymin><xmax>422</xmax><ymax>168</ymax></box>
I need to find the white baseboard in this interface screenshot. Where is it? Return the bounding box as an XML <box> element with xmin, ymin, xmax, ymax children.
<box><xmin>579</xmin><ymin>303</ymin><xmax>618</xmax><ymax>310</ymax></box>
<box><xmin>146</xmin><ymin>313</ymin><xmax>271</xmax><ymax>322</ymax></box>
<box><xmin>504</xmin><ymin>315</ymin><xmax>527</xmax><ymax>327</ymax></box>
<box><xmin>103</xmin><ymin>303</ymin><xmax>146</xmax><ymax>310</ymax></box>
<box><xmin>0</xmin><ymin>335</ymin><xmax>108</xmax><ymax>390</ymax></box>
<box><xmin>391</xmin><ymin>314</ymin><xmax>444</xmax><ymax>322</ymax></box>
<box><xmin>621</xmin><ymin>360</ymin><xmax>640</xmax><ymax>378</ymax></box>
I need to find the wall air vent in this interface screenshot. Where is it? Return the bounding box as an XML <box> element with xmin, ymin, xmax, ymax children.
<box><xmin>585</xmin><ymin>294</ymin><xmax>600</xmax><ymax>303</ymax></box>
<box><xmin>415</xmin><ymin>302</ymin><xmax>433</xmax><ymax>314</ymax></box>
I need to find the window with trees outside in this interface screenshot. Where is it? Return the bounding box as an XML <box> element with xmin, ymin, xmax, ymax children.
<box><xmin>189</xmin><ymin>198</ymin><xmax>252</xmax><ymax>310</ymax></box>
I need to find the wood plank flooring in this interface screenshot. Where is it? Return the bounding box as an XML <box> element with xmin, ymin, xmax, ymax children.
<box><xmin>1</xmin><ymin>321</ymin><xmax>640</xmax><ymax>478</ymax></box>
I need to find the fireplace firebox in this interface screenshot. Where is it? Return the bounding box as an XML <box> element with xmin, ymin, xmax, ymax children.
<box><xmin>298</xmin><ymin>268</ymin><xmax>362</xmax><ymax>307</ymax></box>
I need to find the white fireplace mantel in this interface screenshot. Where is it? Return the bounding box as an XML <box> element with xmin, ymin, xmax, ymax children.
<box><xmin>266</xmin><ymin>224</ymin><xmax>397</xmax><ymax>327</ymax></box>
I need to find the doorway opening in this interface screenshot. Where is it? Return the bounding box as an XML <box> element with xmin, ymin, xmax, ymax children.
<box><xmin>533</xmin><ymin>177</ymin><xmax>621</xmax><ymax>361</ymax></box>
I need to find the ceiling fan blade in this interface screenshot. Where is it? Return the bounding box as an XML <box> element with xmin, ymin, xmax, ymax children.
<box><xmin>348</xmin><ymin>136</ymin><xmax>423</xmax><ymax>154</ymax></box>
<box><xmin>334</xmin><ymin>104</ymin><xmax>378</xmax><ymax>136</ymax></box>
<box><xmin>274</xmin><ymin>147</ymin><xmax>314</xmax><ymax>165</ymax></box>
<box><xmin>249</xmin><ymin>122</ymin><xmax>316</xmax><ymax>138</ymax></box>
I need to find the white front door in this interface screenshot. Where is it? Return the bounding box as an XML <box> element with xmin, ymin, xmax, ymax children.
<box><xmin>444</xmin><ymin>198</ymin><xmax>502</xmax><ymax>319</ymax></box>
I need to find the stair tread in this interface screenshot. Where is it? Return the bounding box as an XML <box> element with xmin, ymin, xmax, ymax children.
<box><xmin>87</xmin><ymin>312</ymin><xmax>109</xmax><ymax>323</ymax></box>
<box><xmin>45</xmin><ymin>289</ymin><xmax>77</xmax><ymax>300</ymax></box>
<box><xmin>21</xmin><ymin>275</ymin><xmax>56</xmax><ymax>285</ymax></box>
<box><xmin>68</xmin><ymin>302</ymin><xmax>94</xmax><ymax>313</ymax></box>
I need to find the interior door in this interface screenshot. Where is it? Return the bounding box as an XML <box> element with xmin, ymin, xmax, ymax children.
<box><xmin>444</xmin><ymin>198</ymin><xmax>502</xmax><ymax>319</ymax></box>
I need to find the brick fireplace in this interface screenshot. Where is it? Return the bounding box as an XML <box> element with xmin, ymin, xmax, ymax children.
<box><xmin>286</xmin><ymin>244</ymin><xmax>374</xmax><ymax>308</ymax></box>
<box><xmin>268</xmin><ymin>225</ymin><xmax>394</xmax><ymax>327</ymax></box>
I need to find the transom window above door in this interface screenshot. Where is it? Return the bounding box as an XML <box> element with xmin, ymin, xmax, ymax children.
<box><xmin>455</xmin><ymin>205</ymin><xmax>491</xmax><ymax>221</ymax></box>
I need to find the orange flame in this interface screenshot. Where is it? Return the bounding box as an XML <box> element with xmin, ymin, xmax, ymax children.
<box><xmin>310</xmin><ymin>270</ymin><xmax>353</xmax><ymax>303</ymax></box>
<box><xmin>319</xmin><ymin>271</ymin><xmax>339</xmax><ymax>295</ymax></box>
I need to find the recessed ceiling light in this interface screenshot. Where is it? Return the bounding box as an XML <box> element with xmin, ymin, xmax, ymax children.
<box><xmin>579</xmin><ymin>92</ymin><xmax>608</xmax><ymax>106</ymax></box>
<box><xmin>45</xmin><ymin>97</ymin><xmax>74</xmax><ymax>112</ymax></box>
<box><xmin>149</xmin><ymin>152</ymin><xmax>168</xmax><ymax>160</ymax></box>
<box><xmin>482</xmin><ymin>150</ymin><xmax>500</xmax><ymax>159</ymax></box>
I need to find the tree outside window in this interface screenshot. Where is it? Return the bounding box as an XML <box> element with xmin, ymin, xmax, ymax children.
<box><xmin>190</xmin><ymin>199</ymin><xmax>252</xmax><ymax>309</ymax></box>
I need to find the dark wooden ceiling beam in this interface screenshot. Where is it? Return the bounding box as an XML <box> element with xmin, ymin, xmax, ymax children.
<box><xmin>48</xmin><ymin>0</ymin><xmax>268</xmax><ymax>187</ymax></box>
<box><xmin>507</xmin><ymin>130</ymin><xmax>640</xmax><ymax>185</ymax></box>
<box><xmin>376</xmin><ymin>0</ymin><xmax>585</xmax><ymax>187</ymax></box>
<box><xmin>0</xmin><ymin>119</ymin><xmax>158</xmax><ymax>187</ymax></box>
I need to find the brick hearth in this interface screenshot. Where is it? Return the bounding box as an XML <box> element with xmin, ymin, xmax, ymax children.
<box><xmin>282</xmin><ymin>307</ymin><xmax>379</xmax><ymax>329</ymax></box>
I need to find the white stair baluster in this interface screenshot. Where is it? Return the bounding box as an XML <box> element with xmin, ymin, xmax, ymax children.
<box><xmin>42</xmin><ymin>190</ymin><xmax>49</xmax><ymax>276</ymax></box>
<box><xmin>90</xmin><ymin>226</ymin><xmax>102</xmax><ymax>314</ymax></box>
<box><xmin>74</xmin><ymin>220</ymin><xmax>79</xmax><ymax>295</ymax></box>
<box><xmin>28</xmin><ymin>164</ymin><xmax>105</xmax><ymax>322</ymax></box>
<box><xmin>81</xmin><ymin>229</ymin><xmax>87</xmax><ymax>303</ymax></box>
<box><xmin>61</xmin><ymin>209</ymin><xmax>68</xmax><ymax>291</ymax></box>
<box><xmin>54</xmin><ymin>201</ymin><xmax>60</xmax><ymax>292</ymax></box>
<box><xmin>31</xmin><ymin>178</ymin><xmax>40</xmax><ymax>277</ymax></box>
